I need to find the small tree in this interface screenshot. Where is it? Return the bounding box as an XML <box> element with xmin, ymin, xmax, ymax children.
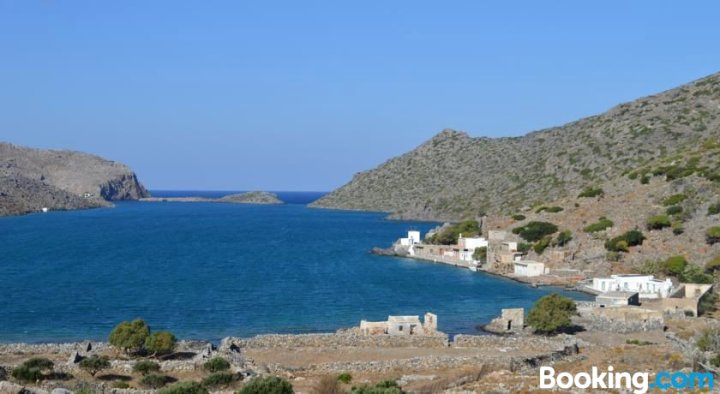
<box><xmin>513</xmin><ymin>221</ymin><xmax>558</xmax><ymax>242</ymax></box>
<box><xmin>239</xmin><ymin>376</ymin><xmax>293</xmax><ymax>394</ymax></box>
<box><xmin>337</xmin><ymin>373</ymin><xmax>352</xmax><ymax>384</ymax></box>
<box><xmin>133</xmin><ymin>360</ymin><xmax>161</xmax><ymax>375</ymax></box>
<box><xmin>203</xmin><ymin>357</ymin><xmax>230</xmax><ymax>373</ymax></box>
<box><xmin>79</xmin><ymin>355</ymin><xmax>111</xmax><ymax>377</ymax></box>
<box><xmin>109</xmin><ymin>319</ymin><xmax>150</xmax><ymax>354</ymax></box>
<box><xmin>527</xmin><ymin>294</ymin><xmax>577</xmax><ymax>335</ymax></box>
<box><xmin>145</xmin><ymin>331</ymin><xmax>177</xmax><ymax>356</ymax></box>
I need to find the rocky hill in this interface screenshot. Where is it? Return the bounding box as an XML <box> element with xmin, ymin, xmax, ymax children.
<box><xmin>0</xmin><ymin>143</ymin><xmax>149</xmax><ymax>216</ymax></box>
<box><xmin>312</xmin><ymin>72</ymin><xmax>720</xmax><ymax>271</ymax></box>
<box><xmin>312</xmin><ymin>72</ymin><xmax>720</xmax><ymax>222</ymax></box>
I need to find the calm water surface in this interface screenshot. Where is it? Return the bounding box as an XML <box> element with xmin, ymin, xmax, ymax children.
<box><xmin>0</xmin><ymin>191</ymin><xmax>589</xmax><ymax>343</ymax></box>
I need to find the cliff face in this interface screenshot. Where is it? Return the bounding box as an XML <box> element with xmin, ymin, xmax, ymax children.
<box><xmin>312</xmin><ymin>72</ymin><xmax>720</xmax><ymax>222</ymax></box>
<box><xmin>0</xmin><ymin>143</ymin><xmax>149</xmax><ymax>215</ymax></box>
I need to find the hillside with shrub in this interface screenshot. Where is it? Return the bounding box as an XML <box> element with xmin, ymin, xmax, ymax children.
<box><xmin>313</xmin><ymin>72</ymin><xmax>720</xmax><ymax>275</ymax></box>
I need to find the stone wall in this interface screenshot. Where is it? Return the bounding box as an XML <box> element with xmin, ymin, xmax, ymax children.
<box><xmin>577</xmin><ymin>306</ymin><xmax>664</xmax><ymax>333</ymax></box>
<box><xmin>221</xmin><ymin>333</ymin><xmax>449</xmax><ymax>350</ymax></box>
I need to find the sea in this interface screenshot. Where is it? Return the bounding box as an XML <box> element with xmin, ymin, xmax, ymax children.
<box><xmin>0</xmin><ymin>191</ymin><xmax>590</xmax><ymax>343</ymax></box>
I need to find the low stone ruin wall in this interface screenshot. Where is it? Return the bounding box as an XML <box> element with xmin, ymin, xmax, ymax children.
<box><xmin>222</xmin><ymin>333</ymin><xmax>449</xmax><ymax>350</ymax></box>
<box><xmin>578</xmin><ymin>306</ymin><xmax>664</xmax><ymax>333</ymax></box>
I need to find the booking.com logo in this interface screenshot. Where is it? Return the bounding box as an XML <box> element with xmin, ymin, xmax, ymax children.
<box><xmin>540</xmin><ymin>366</ymin><xmax>714</xmax><ymax>393</ymax></box>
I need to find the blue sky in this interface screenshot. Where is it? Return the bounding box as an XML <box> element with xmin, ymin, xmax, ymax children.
<box><xmin>1</xmin><ymin>1</ymin><xmax>719</xmax><ymax>191</ymax></box>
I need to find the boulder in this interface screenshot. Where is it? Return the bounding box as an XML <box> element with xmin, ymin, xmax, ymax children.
<box><xmin>67</xmin><ymin>351</ymin><xmax>81</xmax><ymax>366</ymax></box>
<box><xmin>0</xmin><ymin>381</ymin><xmax>24</xmax><ymax>394</ymax></box>
<box><xmin>50</xmin><ymin>389</ymin><xmax>72</xmax><ymax>394</ymax></box>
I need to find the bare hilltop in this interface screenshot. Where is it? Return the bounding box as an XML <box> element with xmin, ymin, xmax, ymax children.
<box><xmin>0</xmin><ymin>143</ymin><xmax>149</xmax><ymax>216</ymax></box>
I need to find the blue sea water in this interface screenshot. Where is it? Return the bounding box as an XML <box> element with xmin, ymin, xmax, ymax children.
<box><xmin>0</xmin><ymin>192</ymin><xmax>590</xmax><ymax>343</ymax></box>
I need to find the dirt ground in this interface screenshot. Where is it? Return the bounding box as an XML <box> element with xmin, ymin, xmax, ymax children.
<box><xmin>1</xmin><ymin>318</ymin><xmax>716</xmax><ymax>393</ymax></box>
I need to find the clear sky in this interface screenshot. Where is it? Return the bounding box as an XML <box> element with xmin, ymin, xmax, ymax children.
<box><xmin>1</xmin><ymin>1</ymin><xmax>719</xmax><ymax>191</ymax></box>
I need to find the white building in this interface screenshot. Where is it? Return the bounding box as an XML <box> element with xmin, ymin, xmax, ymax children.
<box><xmin>513</xmin><ymin>260</ymin><xmax>547</xmax><ymax>277</ymax></box>
<box><xmin>591</xmin><ymin>274</ymin><xmax>674</xmax><ymax>299</ymax></box>
<box><xmin>458</xmin><ymin>235</ymin><xmax>488</xmax><ymax>262</ymax></box>
<box><xmin>399</xmin><ymin>230</ymin><xmax>422</xmax><ymax>247</ymax></box>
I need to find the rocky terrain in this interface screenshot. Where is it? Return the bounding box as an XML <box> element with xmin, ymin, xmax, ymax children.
<box><xmin>0</xmin><ymin>143</ymin><xmax>149</xmax><ymax>216</ymax></box>
<box><xmin>140</xmin><ymin>191</ymin><xmax>283</xmax><ymax>205</ymax></box>
<box><xmin>312</xmin><ymin>72</ymin><xmax>720</xmax><ymax>222</ymax></box>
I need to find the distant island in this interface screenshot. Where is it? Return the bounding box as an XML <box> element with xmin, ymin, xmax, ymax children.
<box><xmin>140</xmin><ymin>191</ymin><xmax>284</xmax><ymax>205</ymax></box>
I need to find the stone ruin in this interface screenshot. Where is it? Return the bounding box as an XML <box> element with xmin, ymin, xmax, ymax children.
<box><xmin>484</xmin><ymin>308</ymin><xmax>524</xmax><ymax>334</ymax></box>
<box><xmin>360</xmin><ymin>312</ymin><xmax>439</xmax><ymax>336</ymax></box>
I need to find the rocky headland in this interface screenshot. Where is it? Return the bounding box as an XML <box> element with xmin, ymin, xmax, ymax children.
<box><xmin>0</xmin><ymin>143</ymin><xmax>149</xmax><ymax>216</ymax></box>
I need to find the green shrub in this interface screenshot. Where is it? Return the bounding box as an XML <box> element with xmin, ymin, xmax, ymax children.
<box><xmin>533</xmin><ymin>237</ymin><xmax>552</xmax><ymax>254</ymax></box>
<box><xmin>22</xmin><ymin>358</ymin><xmax>54</xmax><ymax>371</ymax></box>
<box><xmin>697</xmin><ymin>329</ymin><xmax>720</xmax><ymax>352</ymax></box>
<box><xmin>517</xmin><ymin>243</ymin><xmax>532</xmax><ymax>253</ymax></box>
<box><xmin>202</xmin><ymin>372</ymin><xmax>236</xmax><ymax>388</ymax></box>
<box><xmin>511</xmin><ymin>214</ymin><xmax>526</xmax><ymax>221</ymax></box>
<box><xmin>646</xmin><ymin>215</ymin><xmax>671</xmax><ymax>230</ymax></box>
<box><xmin>662</xmin><ymin>194</ymin><xmax>687</xmax><ymax>206</ymax></box>
<box><xmin>112</xmin><ymin>382</ymin><xmax>131</xmax><ymax>389</ymax></box>
<box><xmin>680</xmin><ymin>265</ymin><xmax>713</xmax><ymax>284</ymax></box>
<box><xmin>706</xmin><ymin>255</ymin><xmax>720</xmax><ymax>272</ymax></box>
<box><xmin>513</xmin><ymin>221</ymin><xmax>558</xmax><ymax>242</ymax></box>
<box><xmin>11</xmin><ymin>365</ymin><xmax>44</xmax><ymax>383</ymax></box>
<box><xmin>708</xmin><ymin>202</ymin><xmax>720</xmax><ymax>216</ymax></box>
<box><xmin>133</xmin><ymin>360</ymin><xmax>160</xmax><ymax>375</ymax></box>
<box><xmin>350</xmin><ymin>380</ymin><xmax>405</xmax><ymax>394</ymax></box>
<box><xmin>527</xmin><ymin>294</ymin><xmax>576</xmax><ymax>334</ymax></box>
<box><xmin>665</xmin><ymin>256</ymin><xmax>688</xmax><ymax>276</ymax></box>
<box><xmin>141</xmin><ymin>374</ymin><xmax>170</xmax><ymax>389</ymax></box>
<box><xmin>699</xmin><ymin>291</ymin><xmax>718</xmax><ymax>316</ymax></box>
<box><xmin>426</xmin><ymin>220</ymin><xmax>479</xmax><ymax>245</ymax></box>
<box><xmin>605</xmin><ymin>230</ymin><xmax>645</xmax><ymax>252</ymax></box>
<box><xmin>640</xmin><ymin>175</ymin><xmax>651</xmax><ymax>184</ymax></box>
<box><xmin>536</xmin><ymin>206</ymin><xmax>563</xmax><ymax>213</ymax></box>
<box><xmin>707</xmin><ymin>226</ymin><xmax>720</xmax><ymax>245</ymax></box>
<box><xmin>626</xmin><ymin>339</ymin><xmax>654</xmax><ymax>346</ymax></box>
<box><xmin>672</xmin><ymin>223</ymin><xmax>685</xmax><ymax>235</ymax></box>
<box><xmin>554</xmin><ymin>230</ymin><xmax>573</xmax><ymax>247</ymax></box>
<box><xmin>159</xmin><ymin>381</ymin><xmax>209</xmax><ymax>394</ymax></box>
<box><xmin>145</xmin><ymin>331</ymin><xmax>177</xmax><ymax>356</ymax></box>
<box><xmin>203</xmin><ymin>357</ymin><xmax>231</xmax><ymax>373</ymax></box>
<box><xmin>578</xmin><ymin>187</ymin><xmax>604</xmax><ymax>198</ymax></box>
<box><xmin>583</xmin><ymin>217</ymin><xmax>614</xmax><ymax>233</ymax></box>
<box><xmin>337</xmin><ymin>373</ymin><xmax>352</xmax><ymax>384</ymax></box>
<box><xmin>238</xmin><ymin>376</ymin><xmax>293</xmax><ymax>394</ymax></box>
<box><xmin>79</xmin><ymin>355</ymin><xmax>111</xmax><ymax>377</ymax></box>
<box><xmin>472</xmin><ymin>246</ymin><xmax>487</xmax><ymax>263</ymax></box>
<box><xmin>109</xmin><ymin>319</ymin><xmax>150</xmax><ymax>353</ymax></box>
<box><xmin>666</xmin><ymin>205</ymin><xmax>683</xmax><ymax>215</ymax></box>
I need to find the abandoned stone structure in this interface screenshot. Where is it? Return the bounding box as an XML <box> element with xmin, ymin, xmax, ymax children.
<box><xmin>360</xmin><ymin>313</ymin><xmax>438</xmax><ymax>336</ymax></box>
<box><xmin>484</xmin><ymin>308</ymin><xmax>524</xmax><ymax>334</ymax></box>
<box><xmin>577</xmin><ymin>305</ymin><xmax>664</xmax><ymax>333</ymax></box>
